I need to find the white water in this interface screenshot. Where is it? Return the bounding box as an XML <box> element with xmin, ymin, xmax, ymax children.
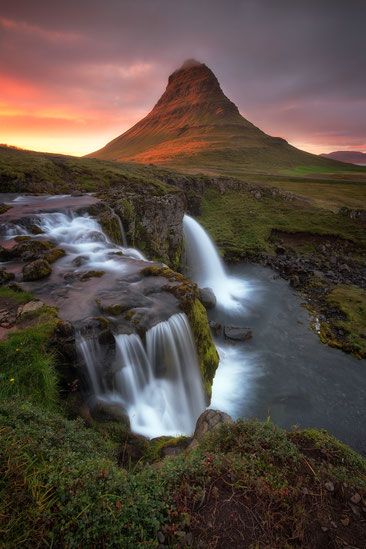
<box><xmin>183</xmin><ymin>214</ymin><xmax>248</xmax><ymax>310</ymax></box>
<box><xmin>37</xmin><ymin>211</ymin><xmax>145</xmax><ymax>267</ymax></box>
<box><xmin>78</xmin><ymin>313</ymin><xmax>205</xmax><ymax>438</ymax></box>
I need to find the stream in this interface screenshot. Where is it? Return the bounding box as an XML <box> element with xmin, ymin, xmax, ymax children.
<box><xmin>1</xmin><ymin>195</ymin><xmax>365</xmax><ymax>452</ymax></box>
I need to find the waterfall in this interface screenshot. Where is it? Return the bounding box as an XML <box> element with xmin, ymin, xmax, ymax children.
<box><xmin>76</xmin><ymin>313</ymin><xmax>205</xmax><ymax>438</ymax></box>
<box><xmin>37</xmin><ymin>210</ymin><xmax>146</xmax><ymax>266</ymax></box>
<box><xmin>183</xmin><ymin>214</ymin><xmax>248</xmax><ymax>309</ymax></box>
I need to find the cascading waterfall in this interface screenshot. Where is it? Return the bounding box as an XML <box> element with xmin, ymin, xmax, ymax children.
<box><xmin>183</xmin><ymin>214</ymin><xmax>248</xmax><ymax>309</ymax></box>
<box><xmin>37</xmin><ymin>210</ymin><xmax>146</xmax><ymax>265</ymax></box>
<box><xmin>78</xmin><ymin>313</ymin><xmax>205</xmax><ymax>438</ymax></box>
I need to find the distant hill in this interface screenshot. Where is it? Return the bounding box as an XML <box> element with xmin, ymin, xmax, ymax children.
<box><xmin>89</xmin><ymin>59</ymin><xmax>342</xmax><ymax>174</ymax></box>
<box><xmin>321</xmin><ymin>151</ymin><xmax>366</xmax><ymax>166</ymax></box>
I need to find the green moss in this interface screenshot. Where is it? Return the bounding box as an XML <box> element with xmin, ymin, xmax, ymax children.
<box><xmin>325</xmin><ymin>285</ymin><xmax>366</xmax><ymax>358</ymax></box>
<box><xmin>98</xmin><ymin>211</ymin><xmax>123</xmax><ymax>244</ymax></box>
<box><xmin>187</xmin><ymin>299</ymin><xmax>219</xmax><ymax>397</ymax></box>
<box><xmin>44</xmin><ymin>247</ymin><xmax>65</xmax><ymax>263</ymax></box>
<box><xmin>141</xmin><ymin>266</ymin><xmax>219</xmax><ymax>396</ymax></box>
<box><xmin>80</xmin><ymin>270</ymin><xmax>105</xmax><ymax>281</ymax></box>
<box><xmin>22</xmin><ymin>258</ymin><xmax>52</xmax><ymax>281</ymax></box>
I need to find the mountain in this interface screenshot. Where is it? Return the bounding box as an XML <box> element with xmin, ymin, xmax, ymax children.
<box><xmin>89</xmin><ymin>59</ymin><xmax>343</xmax><ymax>174</ymax></box>
<box><xmin>321</xmin><ymin>151</ymin><xmax>366</xmax><ymax>166</ymax></box>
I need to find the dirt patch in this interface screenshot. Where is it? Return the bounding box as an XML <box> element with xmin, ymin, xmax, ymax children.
<box><xmin>271</xmin><ymin>229</ymin><xmax>355</xmax><ymax>252</ymax></box>
<box><xmin>166</xmin><ymin>464</ymin><xmax>366</xmax><ymax>548</ymax></box>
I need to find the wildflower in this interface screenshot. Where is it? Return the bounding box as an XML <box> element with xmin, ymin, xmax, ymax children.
<box><xmin>10</xmin><ymin>378</ymin><xmax>15</xmax><ymax>383</ymax></box>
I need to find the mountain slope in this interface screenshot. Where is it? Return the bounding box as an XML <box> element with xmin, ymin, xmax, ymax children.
<box><xmin>89</xmin><ymin>59</ymin><xmax>342</xmax><ymax>174</ymax></box>
<box><xmin>321</xmin><ymin>151</ymin><xmax>366</xmax><ymax>165</ymax></box>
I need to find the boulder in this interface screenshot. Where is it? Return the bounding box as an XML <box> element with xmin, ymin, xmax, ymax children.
<box><xmin>91</xmin><ymin>400</ymin><xmax>130</xmax><ymax>428</ymax></box>
<box><xmin>224</xmin><ymin>325</ymin><xmax>252</xmax><ymax>341</ymax></box>
<box><xmin>209</xmin><ymin>320</ymin><xmax>222</xmax><ymax>336</ymax></box>
<box><xmin>17</xmin><ymin>300</ymin><xmax>44</xmax><ymax>318</ymax></box>
<box><xmin>22</xmin><ymin>259</ymin><xmax>52</xmax><ymax>281</ymax></box>
<box><xmin>199</xmin><ymin>287</ymin><xmax>216</xmax><ymax>309</ymax></box>
<box><xmin>190</xmin><ymin>409</ymin><xmax>233</xmax><ymax>447</ymax></box>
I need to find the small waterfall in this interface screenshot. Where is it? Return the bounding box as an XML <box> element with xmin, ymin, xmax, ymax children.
<box><xmin>37</xmin><ymin>210</ymin><xmax>145</xmax><ymax>266</ymax></box>
<box><xmin>183</xmin><ymin>214</ymin><xmax>248</xmax><ymax>309</ymax></box>
<box><xmin>76</xmin><ymin>313</ymin><xmax>206</xmax><ymax>438</ymax></box>
<box><xmin>76</xmin><ymin>333</ymin><xmax>105</xmax><ymax>396</ymax></box>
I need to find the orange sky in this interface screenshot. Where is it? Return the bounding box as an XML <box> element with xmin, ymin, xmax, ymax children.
<box><xmin>1</xmin><ymin>4</ymin><xmax>365</xmax><ymax>157</ymax></box>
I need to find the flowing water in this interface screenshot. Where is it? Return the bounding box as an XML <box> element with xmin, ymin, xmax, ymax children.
<box><xmin>183</xmin><ymin>214</ymin><xmax>247</xmax><ymax>310</ymax></box>
<box><xmin>78</xmin><ymin>313</ymin><xmax>205</xmax><ymax>438</ymax></box>
<box><xmin>183</xmin><ymin>215</ymin><xmax>366</xmax><ymax>453</ymax></box>
<box><xmin>0</xmin><ymin>195</ymin><xmax>206</xmax><ymax>438</ymax></box>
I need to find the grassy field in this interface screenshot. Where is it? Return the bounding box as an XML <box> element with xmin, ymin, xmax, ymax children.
<box><xmin>199</xmin><ymin>187</ymin><xmax>366</xmax><ymax>259</ymax></box>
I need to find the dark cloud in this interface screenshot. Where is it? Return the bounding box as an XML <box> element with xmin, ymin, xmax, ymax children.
<box><xmin>0</xmin><ymin>0</ymin><xmax>365</xmax><ymax>154</ymax></box>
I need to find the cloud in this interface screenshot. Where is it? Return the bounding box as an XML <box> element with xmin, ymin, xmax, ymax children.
<box><xmin>0</xmin><ymin>0</ymin><xmax>365</xmax><ymax>155</ymax></box>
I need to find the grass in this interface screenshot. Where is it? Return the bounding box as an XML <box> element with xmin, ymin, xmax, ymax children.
<box><xmin>199</xmin><ymin>188</ymin><xmax>366</xmax><ymax>259</ymax></box>
<box><xmin>0</xmin><ymin>287</ymin><xmax>59</xmax><ymax>409</ymax></box>
<box><xmin>0</xmin><ymin>145</ymin><xmax>178</xmax><ymax>196</ymax></box>
<box><xmin>0</xmin><ymin>286</ymin><xmax>33</xmax><ymax>303</ymax></box>
<box><xmin>325</xmin><ymin>285</ymin><xmax>366</xmax><ymax>358</ymax></box>
<box><xmin>1</xmin><ymin>400</ymin><xmax>365</xmax><ymax>548</ymax></box>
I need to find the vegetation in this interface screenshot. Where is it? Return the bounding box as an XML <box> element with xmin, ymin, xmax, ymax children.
<box><xmin>0</xmin><ymin>287</ymin><xmax>59</xmax><ymax>409</ymax></box>
<box><xmin>1</xmin><ymin>400</ymin><xmax>365</xmax><ymax>548</ymax></box>
<box><xmin>199</xmin><ymin>188</ymin><xmax>366</xmax><ymax>259</ymax></box>
<box><xmin>141</xmin><ymin>265</ymin><xmax>219</xmax><ymax>395</ymax></box>
<box><xmin>0</xmin><ymin>144</ymin><xmax>177</xmax><ymax>196</ymax></box>
<box><xmin>324</xmin><ymin>285</ymin><xmax>366</xmax><ymax>358</ymax></box>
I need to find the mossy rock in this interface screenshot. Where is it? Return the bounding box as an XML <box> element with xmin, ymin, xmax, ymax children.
<box><xmin>141</xmin><ymin>265</ymin><xmax>219</xmax><ymax>397</ymax></box>
<box><xmin>44</xmin><ymin>247</ymin><xmax>65</xmax><ymax>263</ymax></box>
<box><xmin>98</xmin><ymin>210</ymin><xmax>123</xmax><ymax>244</ymax></box>
<box><xmin>22</xmin><ymin>259</ymin><xmax>52</xmax><ymax>281</ymax></box>
<box><xmin>80</xmin><ymin>270</ymin><xmax>105</xmax><ymax>281</ymax></box>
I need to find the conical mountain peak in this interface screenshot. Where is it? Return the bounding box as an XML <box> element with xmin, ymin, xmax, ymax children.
<box><xmin>89</xmin><ymin>60</ymin><xmax>327</xmax><ymax>172</ymax></box>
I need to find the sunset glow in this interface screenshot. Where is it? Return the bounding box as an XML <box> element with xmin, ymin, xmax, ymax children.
<box><xmin>1</xmin><ymin>2</ymin><xmax>365</xmax><ymax>157</ymax></box>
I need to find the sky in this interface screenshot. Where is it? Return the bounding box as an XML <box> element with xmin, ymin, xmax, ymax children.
<box><xmin>0</xmin><ymin>0</ymin><xmax>365</xmax><ymax>157</ymax></box>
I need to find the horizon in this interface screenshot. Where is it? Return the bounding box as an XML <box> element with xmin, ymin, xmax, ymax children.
<box><xmin>1</xmin><ymin>0</ymin><xmax>365</xmax><ymax>157</ymax></box>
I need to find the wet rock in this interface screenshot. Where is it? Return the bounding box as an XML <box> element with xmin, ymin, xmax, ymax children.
<box><xmin>12</xmin><ymin>239</ymin><xmax>55</xmax><ymax>262</ymax></box>
<box><xmin>209</xmin><ymin>320</ymin><xmax>222</xmax><ymax>336</ymax></box>
<box><xmin>91</xmin><ymin>401</ymin><xmax>130</xmax><ymax>427</ymax></box>
<box><xmin>71</xmin><ymin>190</ymin><xmax>84</xmax><ymax>197</ymax></box>
<box><xmin>0</xmin><ymin>269</ymin><xmax>15</xmax><ymax>284</ymax></box>
<box><xmin>224</xmin><ymin>325</ymin><xmax>252</xmax><ymax>341</ymax></box>
<box><xmin>0</xmin><ymin>245</ymin><xmax>13</xmax><ymax>262</ymax></box>
<box><xmin>72</xmin><ymin>255</ymin><xmax>89</xmax><ymax>267</ymax></box>
<box><xmin>80</xmin><ymin>270</ymin><xmax>105</xmax><ymax>281</ymax></box>
<box><xmin>199</xmin><ymin>287</ymin><xmax>216</xmax><ymax>309</ymax></box>
<box><xmin>22</xmin><ymin>259</ymin><xmax>52</xmax><ymax>281</ymax></box>
<box><xmin>190</xmin><ymin>409</ymin><xmax>233</xmax><ymax>447</ymax></box>
<box><xmin>17</xmin><ymin>300</ymin><xmax>44</xmax><ymax>318</ymax></box>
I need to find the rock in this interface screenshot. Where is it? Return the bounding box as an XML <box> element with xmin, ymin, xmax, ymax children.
<box><xmin>0</xmin><ymin>269</ymin><xmax>15</xmax><ymax>284</ymax></box>
<box><xmin>190</xmin><ymin>409</ymin><xmax>233</xmax><ymax>447</ymax></box>
<box><xmin>72</xmin><ymin>255</ymin><xmax>89</xmax><ymax>267</ymax></box>
<box><xmin>157</xmin><ymin>531</ymin><xmax>165</xmax><ymax>544</ymax></box>
<box><xmin>199</xmin><ymin>287</ymin><xmax>216</xmax><ymax>309</ymax></box>
<box><xmin>276</xmin><ymin>245</ymin><xmax>286</xmax><ymax>255</ymax></box>
<box><xmin>0</xmin><ymin>245</ymin><xmax>13</xmax><ymax>262</ymax></box>
<box><xmin>91</xmin><ymin>401</ymin><xmax>130</xmax><ymax>428</ymax></box>
<box><xmin>209</xmin><ymin>320</ymin><xmax>222</xmax><ymax>336</ymax></box>
<box><xmin>224</xmin><ymin>325</ymin><xmax>252</xmax><ymax>341</ymax></box>
<box><xmin>80</xmin><ymin>270</ymin><xmax>105</xmax><ymax>281</ymax></box>
<box><xmin>22</xmin><ymin>259</ymin><xmax>52</xmax><ymax>281</ymax></box>
<box><xmin>71</xmin><ymin>190</ymin><xmax>84</xmax><ymax>196</ymax></box>
<box><xmin>289</xmin><ymin>274</ymin><xmax>301</xmax><ymax>288</ymax></box>
<box><xmin>350</xmin><ymin>493</ymin><xmax>361</xmax><ymax>504</ymax></box>
<box><xmin>17</xmin><ymin>300</ymin><xmax>44</xmax><ymax>318</ymax></box>
<box><xmin>325</xmin><ymin>481</ymin><xmax>334</xmax><ymax>492</ymax></box>
<box><xmin>254</xmin><ymin>191</ymin><xmax>262</xmax><ymax>200</ymax></box>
